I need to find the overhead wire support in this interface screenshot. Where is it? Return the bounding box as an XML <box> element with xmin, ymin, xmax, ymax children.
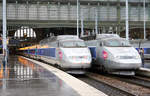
<box><xmin>2</xmin><ymin>0</ymin><xmax>7</xmax><ymax>90</ymax></box>
<box><xmin>143</xmin><ymin>0</ymin><xmax>146</xmax><ymax>39</ymax></box>
<box><xmin>95</xmin><ymin>9</ymin><xmax>98</xmax><ymax>35</ymax></box>
<box><xmin>81</xmin><ymin>11</ymin><xmax>84</xmax><ymax>37</ymax></box>
<box><xmin>3</xmin><ymin>0</ymin><xmax>7</xmax><ymax>62</ymax></box>
<box><xmin>125</xmin><ymin>0</ymin><xmax>129</xmax><ymax>40</ymax></box>
<box><xmin>77</xmin><ymin>0</ymin><xmax>79</xmax><ymax>37</ymax></box>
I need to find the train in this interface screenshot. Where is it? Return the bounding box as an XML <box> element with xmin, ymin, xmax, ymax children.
<box><xmin>130</xmin><ymin>39</ymin><xmax>150</xmax><ymax>60</ymax></box>
<box><xmin>19</xmin><ymin>35</ymin><xmax>92</xmax><ymax>74</ymax></box>
<box><xmin>82</xmin><ymin>34</ymin><xmax>142</xmax><ymax>75</ymax></box>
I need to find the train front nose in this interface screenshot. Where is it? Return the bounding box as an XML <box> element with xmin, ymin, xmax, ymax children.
<box><xmin>107</xmin><ymin>57</ymin><xmax>142</xmax><ymax>70</ymax></box>
<box><xmin>105</xmin><ymin>47</ymin><xmax>142</xmax><ymax>70</ymax></box>
<box><xmin>61</xmin><ymin>48</ymin><xmax>92</xmax><ymax>68</ymax></box>
<box><xmin>67</xmin><ymin>55</ymin><xmax>92</xmax><ymax>68</ymax></box>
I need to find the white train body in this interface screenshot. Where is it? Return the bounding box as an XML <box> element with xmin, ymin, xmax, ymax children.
<box><xmin>20</xmin><ymin>35</ymin><xmax>92</xmax><ymax>74</ymax></box>
<box><xmin>85</xmin><ymin>34</ymin><xmax>141</xmax><ymax>75</ymax></box>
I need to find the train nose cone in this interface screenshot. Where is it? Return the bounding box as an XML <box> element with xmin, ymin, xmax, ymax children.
<box><xmin>62</xmin><ymin>48</ymin><xmax>91</xmax><ymax>58</ymax></box>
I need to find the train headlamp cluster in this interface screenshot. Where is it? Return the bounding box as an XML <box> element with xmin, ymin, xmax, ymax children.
<box><xmin>115</xmin><ymin>56</ymin><xmax>121</xmax><ymax>59</ymax></box>
<box><xmin>114</xmin><ymin>55</ymin><xmax>141</xmax><ymax>59</ymax></box>
<box><xmin>68</xmin><ymin>56</ymin><xmax>76</xmax><ymax>60</ymax></box>
<box><xmin>68</xmin><ymin>56</ymin><xmax>91</xmax><ymax>60</ymax></box>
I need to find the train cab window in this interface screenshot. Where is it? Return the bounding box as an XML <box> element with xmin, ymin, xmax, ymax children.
<box><xmin>60</xmin><ymin>41</ymin><xmax>86</xmax><ymax>48</ymax></box>
<box><xmin>104</xmin><ymin>39</ymin><xmax>131</xmax><ymax>47</ymax></box>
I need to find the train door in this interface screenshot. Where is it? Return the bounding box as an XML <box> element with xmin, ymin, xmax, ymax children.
<box><xmin>96</xmin><ymin>40</ymin><xmax>106</xmax><ymax>71</ymax></box>
<box><xmin>56</xmin><ymin>41</ymin><xmax>61</xmax><ymax>66</ymax></box>
<box><xmin>96</xmin><ymin>41</ymin><xmax>103</xmax><ymax>60</ymax></box>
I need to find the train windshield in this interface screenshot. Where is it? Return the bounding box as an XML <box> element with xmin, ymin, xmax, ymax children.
<box><xmin>104</xmin><ymin>39</ymin><xmax>131</xmax><ymax>47</ymax></box>
<box><xmin>60</xmin><ymin>41</ymin><xmax>86</xmax><ymax>48</ymax></box>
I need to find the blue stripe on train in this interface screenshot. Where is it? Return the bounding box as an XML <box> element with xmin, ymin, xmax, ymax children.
<box><xmin>49</xmin><ymin>48</ymin><xmax>56</xmax><ymax>57</ymax></box>
<box><xmin>88</xmin><ymin>47</ymin><xmax>96</xmax><ymax>59</ymax></box>
<box><xmin>25</xmin><ymin>48</ymin><xmax>56</xmax><ymax>58</ymax></box>
<box><xmin>38</xmin><ymin>48</ymin><xmax>56</xmax><ymax>58</ymax></box>
<box><xmin>136</xmin><ymin>48</ymin><xmax>150</xmax><ymax>54</ymax></box>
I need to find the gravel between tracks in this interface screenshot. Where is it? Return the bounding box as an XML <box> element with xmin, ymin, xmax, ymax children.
<box><xmin>87</xmin><ymin>73</ymin><xmax>150</xmax><ymax>96</ymax></box>
<box><xmin>78</xmin><ymin>75</ymin><xmax>133</xmax><ymax>96</ymax></box>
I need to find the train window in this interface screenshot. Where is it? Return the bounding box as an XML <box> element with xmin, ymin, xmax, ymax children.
<box><xmin>86</xmin><ymin>40</ymin><xmax>97</xmax><ymax>46</ymax></box>
<box><xmin>104</xmin><ymin>39</ymin><xmax>131</xmax><ymax>47</ymax></box>
<box><xmin>60</xmin><ymin>41</ymin><xmax>86</xmax><ymax>48</ymax></box>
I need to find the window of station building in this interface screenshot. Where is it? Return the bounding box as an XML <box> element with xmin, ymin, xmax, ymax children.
<box><xmin>14</xmin><ymin>26</ymin><xmax>36</xmax><ymax>38</ymax></box>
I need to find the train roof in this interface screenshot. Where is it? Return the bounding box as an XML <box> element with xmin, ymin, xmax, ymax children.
<box><xmin>40</xmin><ymin>35</ymin><xmax>80</xmax><ymax>44</ymax></box>
<box><xmin>81</xmin><ymin>34</ymin><xmax>120</xmax><ymax>41</ymax></box>
<box><xmin>96</xmin><ymin>34</ymin><xmax>120</xmax><ymax>40</ymax></box>
<box><xmin>130</xmin><ymin>39</ymin><xmax>148</xmax><ymax>43</ymax></box>
<box><xmin>57</xmin><ymin>35</ymin><xmax>79</xmax><ymax>40</ymax></box>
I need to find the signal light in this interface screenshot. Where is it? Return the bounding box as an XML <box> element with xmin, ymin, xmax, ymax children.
<box><xmin>103</xmin><ymin>51</ymin><xmax>108</xmax><ymax>60</ymax></box>
<box><xmin>59</xmin><ymin>51</ymin><xmax>63</xmax><ymax>59</ymax></box>
<box><xmin>84</xmin><ymin>56</ymin><xmax>87</xmax><ymax>59</ymax></box>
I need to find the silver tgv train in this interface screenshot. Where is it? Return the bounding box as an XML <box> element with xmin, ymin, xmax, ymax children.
<box><xmin>19</xmin><ymin>35</ymin><xmax>92</xmax><ymax>74</ymax></box>
<box><xmin>84</xmin><ymin>34</ymin><xmax>141</xmax><ymax>75</ymax></box>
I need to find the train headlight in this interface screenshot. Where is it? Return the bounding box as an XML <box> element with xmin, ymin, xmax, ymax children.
<box><xmin>68</xmin><ymin>56</ymin><xmax>76</xmax><ymax>60</ymax></box>
<box><xmin>103</xmin><ymin>51</ymin><xmax>108</xmax><ymax>60</ymax></box>
<box><xmin>59</xmin><ymin>51</ymin><xmax>63</xmax><ymax>59</ymax></box>
<box><xmin>84</xmin><ymin>56</ymin><xmax>87</xmax><ymax>59</ymax></box>
<box><xmin>115</xmin><ymin>56</ymin><xmax>121</xmax><ymax>59</ymax></box>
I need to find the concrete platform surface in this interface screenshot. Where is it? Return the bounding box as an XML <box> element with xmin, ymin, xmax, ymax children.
<box><xmin>136</xmin><ymin>67</ymin><xmax>150</xmax><ymax>77</ymax></box>
<box><xmin>0</xmin><ymin>56</ymin><xmax>80</xmax><ymax>96</ymax></box>
<box><xmin>0</xmin><ymin>56</ymin><xmax>107</xmax><ymax>96</ymax></box>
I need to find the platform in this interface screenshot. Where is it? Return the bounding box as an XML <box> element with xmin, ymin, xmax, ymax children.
<box><xmin>136</xmin><ymin>67</ymin><xmax>150</xmax><ymax>77</ymax></box>
<box><xmin>135</xmin><ymin>60</ymin><xmax>150</xmax><ymax>77</ymax></box>
<box><xmin>0</xmin><ymin>56</ymin><xmax>107</xmax><ymax>96</ymax></box>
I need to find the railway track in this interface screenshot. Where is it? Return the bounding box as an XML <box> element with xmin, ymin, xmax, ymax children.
<box><xmin>114</xmin><ymin>75</ymin><xmax>150</xmax><ymax>89</ymax></box>
<box><xmin>78</xmin><ymin>72</ymin><xmax>150</xmax><ymax>96</ymax></box>
<box><xmin>134</xmin><ymin>76</ymin><xmax>150</xmax><ymax>82</ymax></box>
<box><xmin>75</xmin><ymin>75</ymin><xmax>134</xmax><ymax>96</ymax></box>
